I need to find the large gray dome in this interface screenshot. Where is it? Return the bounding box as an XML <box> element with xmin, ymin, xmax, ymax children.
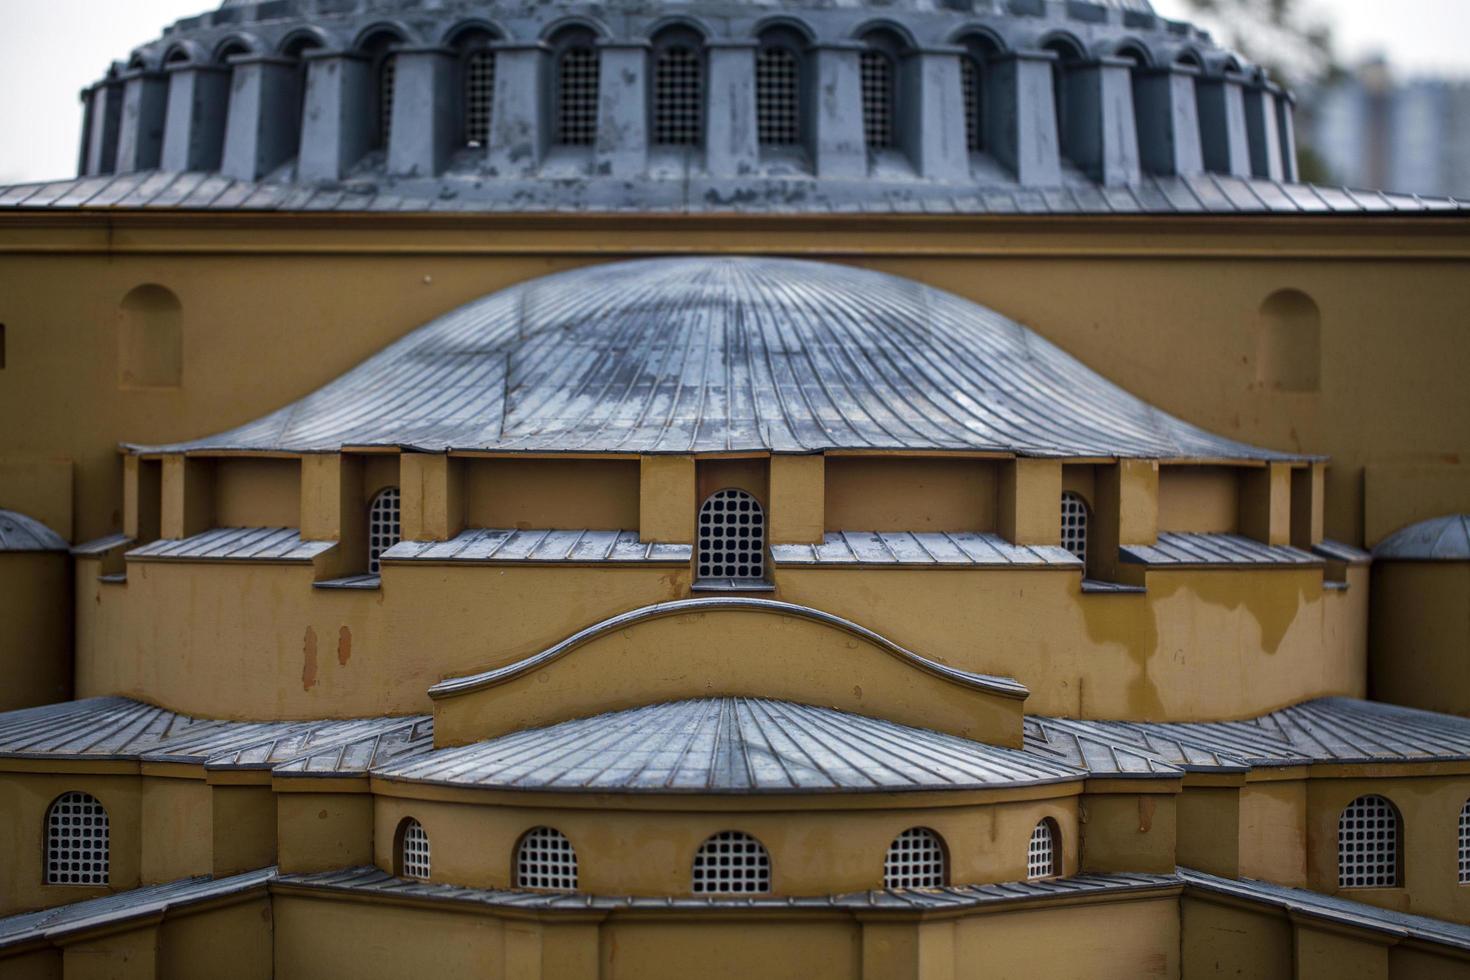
<box><xmin>137</xmin><ymin>257</ymin><xmax>1300</xmax><ymax>461</ymax></box>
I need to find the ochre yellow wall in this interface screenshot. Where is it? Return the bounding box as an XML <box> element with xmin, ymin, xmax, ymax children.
<box><xmin>1369</xmin><ymin>562</ymin><xmax>1470</xmax><ymax>717</ymax></box>
<box><xmin>948</xmin><ymin>897</ymin><xmax>1179</xmax><ymax>980</ymax></box>
<box><xmin>1157</xmin><ymin>466</ymin><xmax>1239</xmax><ymax>534</ymax></box>
<box><xmin>157</xmin><ymin>897</ymin><xmax>274</xmax><ymax>980</ymax></box>
<box><xmin>139</xmin><ymin>775</ymin><xmax>212</xmax><ymax>884</ymax></box>
<box><xmin>824</xmin><ymin>458</ymin><xmax>999</xmax><ymax>533</ymax></box>
<box><xmin>1238</xmin><ymin>777</ymin><xmax>1309</xmax><ymax>887</ymax></box>
<box><xmin>1079</xmin><ymin>791</ymin><xmax>1177</xmax><ymax>874</ymax></box>
<box><xmin>212</xmin><ymin>458</ymin><xmax>301</xmax><ymax>528</ymax></box>
<box><xmin>371</xmin><ymin>792</ymin><xmax>1078</xmax><ymax>896</ymax></box>
<box><xmin>276</xmin><ymin>791</ymin><xmax>373</xmax><ymax>874</ymax></box>
<box><xmin>0</xmin><ymin>552</ymin><xmax>71</xmax><ymax>711</ymax></box>
<box><xmin>463</xmin><ymin>459</ymin><xmax>640</xmax><ymax>531</ymax></box>
<box><xmin>62</xmin><ymin>922</ymin><xmax>158</xmax><ymax>980</ymax></box>
<box><xmin>1181</xmin><ymin>894</ymin><xmax>1293</xmax><ymax>980</ymax></box>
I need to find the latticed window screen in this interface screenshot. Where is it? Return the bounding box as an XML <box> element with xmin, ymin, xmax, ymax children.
<box><xmin>697</xmin><ymin>489</ymin><xmax>765</xmax><ymax>580</ymax></box>
<box><xmin>46</xmin><ymin>792</ymin><xmax>110</xmax><ymax>885</ymax></box>
<box><xmin>464</xmin><ymin>49</ymin><xmax>496</xmax><ymax>147</ymax></box>
<box><xmin>368</xmin><ymin>487</ymin><xmax>401</xmax><ymax>575</ymax></box>
<box><xmin>654</xmin><ymin>45</ymin><xmax>703</xmax><ymax>146</ymax></box>
<box><xmin>1060</xmin><ymin>492</ymin><xmax>1088</xmax><ymax>566</ymax></box>
<box><xmin>756</xmin><ymin>47</ymin><xmax>800</xmax><ymax>146</ymax></box>
<box><xmin>1460</xmin><ymin>800</ymin><xmax>1470</xmax><ymax>884</ymax></box>
<box><xmin>516</xmin><ymin>827</ymin><xmax>578</xmax><ymax>890</ymax></box>
<box><xmin>860</xmin><ymin>50</ymin><xmax>895</xmax><ymax>149</ymax></box>
<box><xmin>884</xmin><ymin>828</ymin><xmax>947</xmax><ymax>888</ymax></box>
<box><xmin>557</xmin><ymin>47</ymin><xmax>600</xmax><ymax>145</ymax></box>
<box><xmin>961</xmin><ymin>59</ymin><xmax>981</xmax><ymax>153</ymax></box>
<box><xmin>692</xmin><ymin>831</ymin><xmax>771</xmax><ymax>894</ymax></box>
<box><xmin>399</xmin><ymin>818</ymin><xmax>430</xmax><ymax>880</ymax></box>
<box><xmin>378</xmin><ymin>55</ymin><xmax>397</xmax><ymax>149</ymax></box>
<box><xmin>1027</xmin><ymin>820</ymin><xmax>1057</xmax><ymax>880</ymax></box>
<box><xmin>1339</xmin><ymin>795</ymin><xmax>1399</xmax><ymax>887</ymax></box>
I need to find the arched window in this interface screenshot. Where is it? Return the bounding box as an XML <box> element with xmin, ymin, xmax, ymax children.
<box><xmin>553</xmin><ymin>31</ymin><xmax>600</xmax><ymax>147</ymax></box>
<box><xmin>697</xmin><ymin>488</ymin><xmax>766</xmax><ymax>582</ymax></box>
<box><xmin>884</xmin><ymin>828</ymin><xmax>948</xmax><ymax>888</ymax></box>
<box><xmin>516</xmin><ymin>827</ymin><xmax>578</xmax><ymax>890</ymax></box>
<box><xmin>118</xmin><ymin>284</ymin><xmax>183</xmax><ymax>389</ymax></box>
<box><xmin>1060</xmin><ymin>492</ymin><xmax>1089</xmax><ymax>567</ymax></box>
<box><xmin>652</xmin><ymin>29</ymin><xmax>705</xmax><ymax>148</ymax></box>
<box><xmin>958</xmin><ymin>34</ymin><xmax>1001</xmax><ymax>155</ymax></box>
<box><xmin>1459</xmin><ymin>799</ymin><xmax>1470</xmax><ymax>885</ymax></box>
<box><xmin>357</xmin><ymin>30</ymin><xmax>404</xmax><ymax>153</ymax></box>
<box><xmin>368</xmin><ymin>487</ymin><xmax>401</xmax><ymax>575</ymax></box>
<box><xmin>692</xmin><ymin>831</ymin><xmax>770</xmax><ymax>894</ymax></box>
<box><xmin>1257</xmin><ymin>289</ymin><xmax>1321</xmax><ymax>393</ymax></box>
<box><xmin>378</xmin><ymin>55</ymin><xmax>398</xmax><ymax>150</ymax></box>
<box><xmin>463</xmin><ymin>48</ymin><xmax>496</xmax><ymax>148</ymax></box>
<box><xmin>756</xmin><ymin>31</ymin><xmax>804</xmax><ymax>149</ymax></box>
<box><xmin>1339</xmin><ymin>794</ymin><xmax>1401</xmax><ymax>888</ymax></box>
<box><xmin>1043</xmin><ymin>38</ymin><xmax>1086</xmax><ymax>165</ymax></box>
<box><xmin>859</xmin><ymin>39</ymin><xmax>897</xmax><ymax>151</ymax></box>
<box><xmin>1027</xmin><ymin>818</ymin><xmax>1059</xmax><ymax>880</ymax></box>
<box><xmin>396</xmin><ymin>817</ymin><xmax>430</xmax><ymax>880</ymax></box>
<box><xmin>46</xmin><ymin>792</ymin><xmax>110</xmax><ymax>885</ymax></box>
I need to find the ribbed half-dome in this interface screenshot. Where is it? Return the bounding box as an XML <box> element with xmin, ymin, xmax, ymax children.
<box><xmin>0</xmin><ymin>510</ymin><xmax>67</xmax><ymax>552</ymax></box>
<box><xmin>1374</xmin><ymin>515</ymin><xmax>1470</xmax><ymax>562</ymax></box>
<box><xmin>140</xmin><ymin>258</ymin><xmax>1298</xmax><ymax>460</ymax></box>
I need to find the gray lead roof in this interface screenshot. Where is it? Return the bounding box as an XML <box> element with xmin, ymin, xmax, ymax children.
<box><xmin>1373</xmin><ymin>514</ymin><xmax>1470</xmax><ymax>562</ymax></box>
<box><xmin>132</xmin><ymin>257</ymin><xmax>1305</xmax><ymax>462</ymax></box>
<box><xmin>0</xmin><ymin>510</ymin><xmax>68</xmax><ymax>553</ymax></box>
<box><xmin>1119</xmin><ymin>532</ymin><xmax>1321</xmax><ymax>568</ymax></box>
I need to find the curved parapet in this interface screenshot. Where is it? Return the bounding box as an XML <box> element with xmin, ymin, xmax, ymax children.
<box><xmin>429</xmin><ymin>597</ymin><xmax>1029</xmax><ymax>748</ymax></box>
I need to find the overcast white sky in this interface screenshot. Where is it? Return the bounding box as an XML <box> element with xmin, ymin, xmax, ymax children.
<box><xmin>0</xmin><ymin>0</ymin><xmax>1467</xmax><ymax>184</ymax></box>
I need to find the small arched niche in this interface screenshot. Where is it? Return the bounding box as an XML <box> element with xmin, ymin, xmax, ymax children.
<box><xmin>118</xmin><ymin>285</ymin><xmax>183</xmax><ymax>388</ymax></box>
<box><xmin>1256</xmin><ymin>289</ymin><xmax>1321</xmax><ymax>393</ymax></box>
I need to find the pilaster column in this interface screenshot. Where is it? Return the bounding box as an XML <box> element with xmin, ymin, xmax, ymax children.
<box><xmin>388</xmin><ymin>46</ymin><xmax>458</xmax><ymax>178</ymax></box>
<box><xmin>115</xmin><ymin>68</ymin><xmax>169</xmax><ymax>173</ymax></box>
<box><xmin>1196</xmin><ymin>70</ymin><xmax>1252</xmax><ymax>177</ymax></box>
<box><xmin>1133</xmin><ymin>64</ymin><xmax>1204</xmax><ymax>176</ymax></box>
<box><xmin>486</xmin><ymin>42</ymin><xmax>548</xmax><ymax>176</ymax></box>
<box><xmin>1277</xmin><ymin>90</ymin><xmax>1300</xmax><ymax>183</ymax></box>
<box><xmin>78</xmin><ymin>87</ymin><xmax>97</xmax><ymax>176</ymax></box>
<box><xmin>298</xmin><ymin>49</ymin><xmax>372</xmax><ymax>182</ymax></box>
<box><xmin>999</xmin><ymin>459</ymin><xmax>1063</xmax><ymax>546</ymax></box>
<box><xmin>811</xmin><ymin>42</ymin><xmax>866</xmax><ymax>178</ymax></box>
<box><xmin>769</xmin><ymin>455</ymin><xmax>825</xmax><ymax>545</ymax></box>
<box><xmin>85</xmin><ymin>71</ymin><xmax>126</xmax><ymax>176</ymax></box>
<box><xmin>640</xmin><ymin>456</ymin><xmax>696</xmax><ymax>543</ymax></box>
<box><xmin>705</xmin><ymin>41</ymin><xmax>758</xmax><ymax>178</ymax></box>
<box><xmin>161</xmin><ymin>63</ymin><xmax>232</xmax><ymax>172</ymax></box>
<box><xmin>595</xmin><ymin>41</ymin><xmax>649</xmax><ymax>177</ymax></box>
<box><xmin>911</xmin><ymin>47</ymin><xmax>970</xmax><ymax>181</ymax></box>
<box><xmin>1239</xmin><ymin>462</ymin><xmax>1291</xmax><ymax>546</ymax></box>
<box><xmin>222</xmin><ymin>55</ymin><xmax>304</xmax><ymax>181</ymax></box>
<box><xmin>160</xmin><ymin>455</ymin><xmax>214</xmax><ymax>540</ymax></box>
<box><xmin>988</xmin><ymin>50</ymin><xmax>1062</xmax><ymax>187</ymax></box>
<box><xmin>1244</xmin><ymin>80</ymin><xmax>1285</xmax><ymax>181</ymax></box>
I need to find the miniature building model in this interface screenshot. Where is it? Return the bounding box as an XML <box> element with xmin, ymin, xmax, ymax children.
<box><xmin>0</xmin><ymin>0</ymin><xmax>1469</xmax><ymax>978</ymax></box>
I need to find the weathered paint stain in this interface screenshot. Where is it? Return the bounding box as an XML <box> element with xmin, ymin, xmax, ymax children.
<box><xmin>337</xmin><ymin>626</ymin><xmax>351</xmax><ymax>666</ymax></box>
<box><xmin>1138</xmin><ymin>796</ymin><xmax>1155</xmax><ymax>833</ymax></box>
<box><xmin>302</xmin><ymin>626</ymin><xmax>318</xmax><ymax>691</ymax></box>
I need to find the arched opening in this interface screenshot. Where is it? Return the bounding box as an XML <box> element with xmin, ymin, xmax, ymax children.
<box><xmin>1027</xmin><ymin>817</ymin><xmax>1060</xmax><ymax>880</ymax></box>
<box><xmin>650</xmin><ymin>26</ymin><xmax>706</xmax><ymax>149</ymax></box>
<box><xmin>395</xmin><ymin>817</ymin><xmax>430</xmax><ymax>880</ymax></box>
<box><xmin>368</xmin><ymin>487</ymin><xmax>401</xmax><ymax>575</ymax></box>
<box><xmin>884</xmin><ymin>827</ymin><xmax>948</xmax><ymax>888</ymax></box>
<box><xmin>118</xmin><ymin>284</ymin><xmax>182</xmax><ymax>389</ymax></box>
<box><xmin>516</xmin><ymin>826</ymin><xmax>578</xmax><ymax>890</ymax></box>
<box><xmin>449</xmin><ymin>28</ymin><xmax>497</xmax><ymax>150</ymax></box>
<box><xmin>45</xmin><ymin>791</ymin><xmax>110</xmax><ymax>885</ymax></box>
<box><xmin>692</xmin><ymin>831</ymin><xmax>770</xmax><ymax>894</ymax></box>
<box><xmin>697</xmin><ymin>488</ymin><xmax>766</xmax><ymax>584</ymax></box>
<box><xmin>1060</xmin><ymin>491</ymin><xmax>1089</xmax><ymax>568</ymax></box>
<box><xmin>756</xmin><ymin>27</ymin><xmax>808</xmax><ymax>152</ymax></box>
<box><xmin>1257</xmin><ymin>289</ymin><xmax>1321</xmax><ymax>393</ymax></box>
<box><xmin>549</xmin><ymin>27</ymin><xmax>600</xmax><ymax>147</ymax></box>
<box><xmin>1338</xmin><ymin>794</ymin><xmax>1401</xmax><ymax>888</ymax></box>
<box><xmin>859</xmin><ymin>29</ymin><xmax>907</xmax><ymax>154</ymax></box>
<box><xmin>356</xmin><ymin>30</ymin><xmax>405</xmax><ymax>152</ymax></box>
<box><xmin>1043</xmin><ymin>37</ymin><xmax>1086</xmax><ymax>168</ymax></box>
<box><xmin>958</xmin><ymin>34</ymin><xmax>1002</xmax><ymax>156</ymax></box>
<box><xmin>1116</xmin><ymin>43</ymin><xmax>1150</xmax><ymax>167</ymax></box>
<box><xmin>1459</xmin><ymin>798</ymin><xmax>1470</xmax><ymax>885</ymax></box>
<box><xmin>279</xmin><ymin>33</ymin><xmax>324</xmax><ymax>162</ymax></box>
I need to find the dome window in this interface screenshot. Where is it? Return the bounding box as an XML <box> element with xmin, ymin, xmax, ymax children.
<box><xmin>463</xmin><ymin>49</ymin><xmax>496</xmax><ymax>149</ymax></box>
<box><xmin>1339</xmin><ymin>794</ymin><xmax>1401</xmax><ymax>888</ymax></box>
<box><xmin>516</xmin><ymin>827</ymin><xmax>578</xmax><ymax>891</ymax></box>
<box><xmin>1027</xmin><ymin>818</ymin><xmax>1059</xmax><ymax>880</ymax></box>
<box><xmin>378</xmin><ymin>56</ymin><xmax>397</xmax><ymax>150</ymax></box>
<box><xmin>1460</xmin><ymin>799</ymin><xmax>1470</xmax><ymax>884</ymax></box>
<box><xmin>368</xmin><ymin>487</ymin><xmax>401</xmax><ymax>575</ymax></box>
<box><xmin>1060</xmin><ymin>491</ymin><xmax>1089</xmax><ymax>567</ymax></box>
<box><xmin>553</xmin><ymin>32</ymin><xmax>600</xmax><ymax>147</ymax></box>
<box><xmin>652</xmin><ymin>30</ymin><xmax>705</xmax><ymax>148</ymax></box>
<box><xmin>959</xmin><ymin>34</ymin><xmax>1001</xmax><ymax>156</ymax></box>
<box><xmin>1043</xmin><ymin>37</ymin><xmax>1086</xmax><ymax>168</ymax></box>
<box><xmin>697</xmin><ymin>488</ymin><xmax>766</xmax><ymax>584</ymax></box>
<box><xmin>859</xmin><ymin>48</ymin><xmax>895</xmax><ymax>150</ymax></box>
<box><xmin>756</xmin><ymin>45</ymin><xmax>800</xmax><ymax>148</ymax></box>
<box><xmin>884</xmin><ymin>828</ymin><xmax>948</xmax><ymax>888</ymax></box>
<box><xmin>46</xmin><ymin>791</ymin><xmax>110</xmax><ymax>885</ymax></box>
<box><xmin>396</xmin><ymin>817</ymin><xmax>430</xmax><ymax>880</ymax></box>
<box><xmin>692</xmin><ymin>831</ymin><xmax>770</xmax><ymax>894</ymax></box>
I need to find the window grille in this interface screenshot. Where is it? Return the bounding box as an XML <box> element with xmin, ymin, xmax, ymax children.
<box><xmin>692</xmin><ymin>831</ymin><xmax>771</xmax><ymax>894</ymax></box>
<box><xmin>860</xmin><ymin>50</ymin><xmax>895</xmax><ymax>150</ymax></box>
<box><xmin>399</xmin><ymin>818</ymin><xmax>430</xmax><ymax>880</ymax></box>
<box><xmin>368</xmin><ymin>487</ymin><xmax>401</xmax><ymax>575</ymax></box>
<box><xmin>961</xmin><ymin>59</ymin><xmax>981</xmax><ymax>153</ymax></box>
<box><xmin>516</xmin><ymin>827</ymin><xmax>578</xmax><ymax>890</ymax></box>
<box><xmin>756</xmin><ymin>47</ymin><xmax>800</xmax><ymax>147</ymax></box>
<box><xmin>378</xmin><ymin>55</ymin><xmax>397</xmax><ymax>149</ymax></box>
<box><xmin>697</xmin><ymin>488</ymin><xmax>765</xmax><ymax>581</ymax></box>
<box><xmin>653</xmin><ymin>45</ymin><xmax>703</xmax><ymax>146</ymax></box>
<box><xmin>557</xmin><ymin>46</ymin><xmax>599</xmax><ymax>146</ymax></box>
<box><xmin>1060</xmin><ymin>492</ymin><xmax>1088</xmax><ymax>567</ymax></box>
<box><xmin>1460</xmin><ymin>800</ymin><xmax>1470</xmax><ymax>885</ymax></box>
<box><xmin>46</xmin><ymin>792</ymin><xmax>109</xmax><ymax>886</ymax></box>
<box><xmin>1027</xmin><ymin>819</ymin><xmax>1057</xmax><ymax>880</ymax></box>
<box><xmin>884</xmin><ymin>828</ymin><xmax>947</xmax><ymax>888</ymax></box>
<box><xmin>1339</xmin><ymin>794</ymin><xmax>1399</xmax><ymax>888</ymax></box>
<box><xmin>464</xmin><ymin>49</ymin><xmax>495</xmax><ymax>147</ymax></box>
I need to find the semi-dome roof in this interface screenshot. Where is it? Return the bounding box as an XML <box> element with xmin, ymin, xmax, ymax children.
<box><xmin>1374</xmin><ymin>515</ymin><xmax>1470</xmax><ymax>562</ymax></box>
<box><xmin>139</xmin><ymin>257</ymin><xmax>1299</xmax><ymax>461</ymax></box>
<box><xmin>0</xmin><ymin>510</ymin><xmax>67</xmax><ymax>552</ymax></box>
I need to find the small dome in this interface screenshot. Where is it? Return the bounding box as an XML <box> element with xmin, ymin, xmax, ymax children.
<box><xmin>0</xmin><ymin>510</ymin><xmax>67</xmax><ymax>552</ymax></box>
<box><xmin>1374</xmin><ymin>515</ymin><xmax>1470</xmax><ymax>562</ymax></box>
<box><xmin>138</xmin><ymin>257</ymin><xmax>1299</xmax><ymax>461</ymax></box>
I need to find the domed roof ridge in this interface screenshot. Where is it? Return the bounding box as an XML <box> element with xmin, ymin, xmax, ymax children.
<box><xmin>132</xmin><ymin>257</ymin><xmax>1304</xmax><ymax>462</ymax></box>
<box><xmin>0</xmin><ymin>509</ymin><xmax>68</xmax><ymax>552</ymax></box>
<box><xmin>1374</xmin><ymin>514</ymin><xmax>1470</xmax><ymax>562</ymax></box>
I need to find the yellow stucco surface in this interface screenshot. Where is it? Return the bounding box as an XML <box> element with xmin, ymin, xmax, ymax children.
<box><xmin>0</xmin><ymin>552</ymin><xmax>71</xmax><ymax>711</ymax></box>
<box><xmin>1370</xmin><ymin>563</ymin><xmax>1470</xmax><ymax>717</ymax></box>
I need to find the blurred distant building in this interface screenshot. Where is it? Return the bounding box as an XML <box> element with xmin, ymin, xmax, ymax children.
<box><xmin>1310</xmin><ymin>60</ymin><xmax>1470</xmax><ymax>199</ymax></box>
